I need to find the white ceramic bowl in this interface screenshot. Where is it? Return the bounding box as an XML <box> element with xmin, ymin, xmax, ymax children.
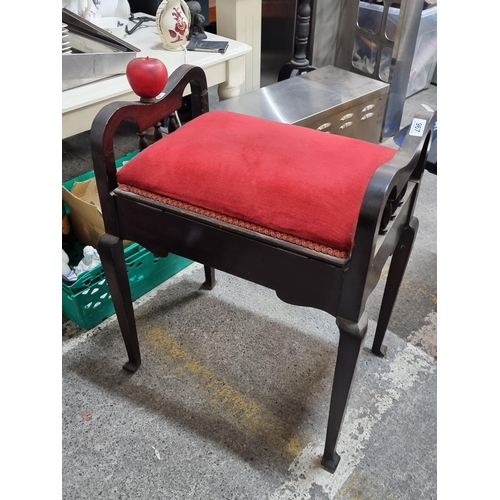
<box><xmin>92</xmin><ymin>17</ymin><xmax>128</xmax><ymax>39</ymax></box>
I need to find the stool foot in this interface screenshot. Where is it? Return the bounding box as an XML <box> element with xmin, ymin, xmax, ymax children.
<box><xmin>201</xmin><ymin>265</ymin><xmax>217</xmax><ymax>290</ymax></box>
<box><xmin>372</xmin><ymin>344</ymin><xmax>387</xmax><ymax>358</ymax></box>
<box><xmin>123</xmin><ymin>361</ymin><xmax>140</xmax><ymax>373</ymax></box>
<box><xmin>321</xmin><ymin>451</ymin><xmax>340</xmax><ymax>473</ymax></box>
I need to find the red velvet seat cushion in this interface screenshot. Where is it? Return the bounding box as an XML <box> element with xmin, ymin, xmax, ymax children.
<box><xmin>117</xmin><ymin>111</ymin><xmax>396</xmax><ymax>257</ymax></box>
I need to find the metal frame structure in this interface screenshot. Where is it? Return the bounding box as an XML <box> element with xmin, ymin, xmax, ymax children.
<box><xmin>335</xmin><ymin>0</ymin><xmax>426</xmax><ymax>138</ymax></box>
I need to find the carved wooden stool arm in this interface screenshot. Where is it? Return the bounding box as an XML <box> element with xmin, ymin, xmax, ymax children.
<box><xmin>340</xmin><ymin>108</ymin><xmax>435</xmax><ymax>320</ymax></box>
<box><xmin>90</xmin><ymin>64</ymin><xmax>209</xmax><ymax>237</ymax></box>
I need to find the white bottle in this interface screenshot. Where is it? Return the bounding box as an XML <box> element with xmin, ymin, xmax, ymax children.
<box><xmin>62</xmin><ymin>251</ymin><xmax>72</xmax><ymax>277</ymax></box>
<box><xmin>62</xmin><ymin>249</ymin><xmax>77</xmax><ymax>282</ymax></box>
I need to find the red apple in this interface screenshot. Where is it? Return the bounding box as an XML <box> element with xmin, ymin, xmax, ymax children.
<box><xmin>126</xmin><ymin>56</ymin><xmax>169</xmax><ymax>99</ymax></box>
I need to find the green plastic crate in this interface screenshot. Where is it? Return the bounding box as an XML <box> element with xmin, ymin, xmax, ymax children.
<box><xmin>62</xmin><ymin>152</ymin><xmax>193</xmax><ymax>330</ymax></box>
<box><xmin>62</xmin><ymin>245</ymin><xmax>192</xmax><ymax>329</ymax></box>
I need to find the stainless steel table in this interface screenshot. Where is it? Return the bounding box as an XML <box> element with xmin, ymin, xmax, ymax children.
<box><xmin>213</xmin><ymin>65</ymin><xmax>390</xmax><ymax>143</ymax></box>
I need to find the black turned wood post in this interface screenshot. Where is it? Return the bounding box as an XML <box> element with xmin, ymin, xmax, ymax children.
<box><xmin>278</xmin><ymin>0</ymin><xmax>317</xmax><ymax>81</ymax></box>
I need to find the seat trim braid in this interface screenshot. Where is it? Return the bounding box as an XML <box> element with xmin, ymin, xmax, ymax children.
<box><xmin>118</xmin><ymin>183</ymin><xmax>350</xmax><ymax>259</ymax></box>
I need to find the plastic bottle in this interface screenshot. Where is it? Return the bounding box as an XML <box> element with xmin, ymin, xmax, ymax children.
<box><xmin>62</xmin><ymin>249</ymin><xmax>77</xmax><ymax>283</ymax></box>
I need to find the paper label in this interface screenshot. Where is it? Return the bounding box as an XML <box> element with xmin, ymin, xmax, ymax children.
<box><xmin>409</xmin><ymin>118</ymin><xmax>426</xmax><ymax>137</ymax></box>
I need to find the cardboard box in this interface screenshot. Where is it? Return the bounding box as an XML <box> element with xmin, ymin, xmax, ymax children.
<box><xmin>62</xmin><ymin>177</ymin><xmax>132</xmax><ymax>248</ymax></box>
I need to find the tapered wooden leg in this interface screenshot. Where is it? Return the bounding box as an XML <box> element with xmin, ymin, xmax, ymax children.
<box><xmin>98</xmin><ymin>234</ymin><xmax>141</xmax><ymax>373</ymax></box>
<box><xmin>201</xmin><ymin>265</ymin><xmax>216</xmax><ymax>290</ymax></box>
<box><xmin>372</xmin><ymin>217</ymin><xmax>419</xmax><ymax>357</ymax></box>
<box><xmin>321</xmin><ymin>314</ymin><xmax>368</xmax><ymax>473</ymax></box>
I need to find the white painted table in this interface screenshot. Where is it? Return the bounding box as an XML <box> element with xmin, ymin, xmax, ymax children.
<box><xmin>215</xmin><ymin>0</ymin><xmax>262</xmax><ymax>94</ymax></box>
<box><xmin>62</xmin><ymin>18</ymin><xmax>252</xmax><ymax>139</ymax></box>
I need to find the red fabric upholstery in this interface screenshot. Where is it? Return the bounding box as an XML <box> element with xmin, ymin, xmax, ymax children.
<box><xmin>117</xmin><ymin>111</ymin><xmax>396</xmax><ymax>256</ymax></box>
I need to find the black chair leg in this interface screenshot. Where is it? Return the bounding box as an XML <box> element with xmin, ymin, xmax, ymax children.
<box><xmin>201</xmin><ymin>265</ymin><xmax>217</xmax><ymax>290</ymax></box>
<box><xmin>372</xmin><ymin>216</ymin><xmax>419</xmax><ymax>357</ymax></box>
<box><xmin>321</xmin><ymin>314</ymin><xmax>368</xmax><ymax>472</ymax></box>
<box><xmin>98</xmin><ymin>234</ymin><xmax>142</xmax><ymax>373</ymax></box>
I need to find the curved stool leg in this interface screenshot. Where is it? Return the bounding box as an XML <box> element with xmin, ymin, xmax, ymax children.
<box><xmin>321</xmin><ymin>314</ymin><xmax>368</xmax><ymax>472</ymax></box>
<box><xmin>372</xmin><ymin>216</ymin><xmax>419</xmax><ymax>357</ymax></box>
<box><xmin>98</xmin><ymin>234</ymin><xmax>141</xmax><ymax>373</ymax></box>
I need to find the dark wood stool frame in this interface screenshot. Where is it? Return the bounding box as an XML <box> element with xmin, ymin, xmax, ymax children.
<box><xmin>90</xmin><ymin>64</ymin><xmax>435</xmax><ymax>473</ymax></box>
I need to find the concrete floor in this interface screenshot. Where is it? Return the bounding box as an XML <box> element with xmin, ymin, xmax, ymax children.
<box><xmin>62</xmin><ymin>82</ymin><xmax>437</xmax><ymax>499</ymax></box>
